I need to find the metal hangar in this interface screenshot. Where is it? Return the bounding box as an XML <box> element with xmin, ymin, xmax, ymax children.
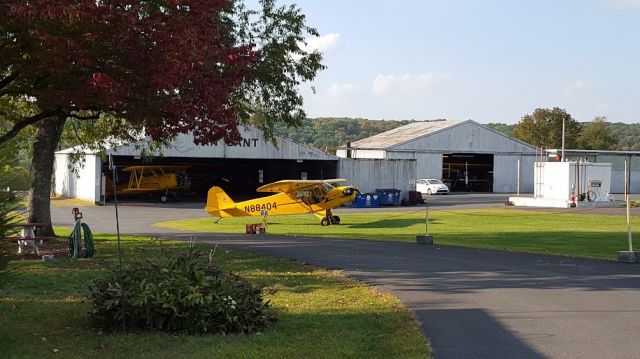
<box><xmin>54</xmin><ymin>126</ymin><xmax>338</xmax><ymax>204</ymax></box>
<box><xmin>336</xmin><ymin>119</ymin><xmax>537</xmax><ymax>193</ymax></box>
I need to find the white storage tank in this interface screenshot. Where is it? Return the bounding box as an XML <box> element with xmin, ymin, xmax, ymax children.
<box><xmin>533</xmin><ymin>161</ymin><xmax>612</xmax><ymax>203</ymax></box>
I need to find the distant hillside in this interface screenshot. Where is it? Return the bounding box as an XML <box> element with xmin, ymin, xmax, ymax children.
<box><xmin>277</xmin><ymin>118</ymin><xmax>640</xmax><ymax>153</ymax></box>
<box><xmin>274</xmin><ymin>118</ymin><xmax>412</xmax><ymax>153</ymax></box>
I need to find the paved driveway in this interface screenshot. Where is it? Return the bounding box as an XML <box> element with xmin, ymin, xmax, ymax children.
<box><xmin>51</xmin><ymin>200</ymin><xmax>640</xmax><ymax>359</ymax></box>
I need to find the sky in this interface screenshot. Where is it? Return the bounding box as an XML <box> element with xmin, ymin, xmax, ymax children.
<box><xmin>273</xmin><ymin>0</ymin><xmax>640</xmax><ymax>124</ymax></box>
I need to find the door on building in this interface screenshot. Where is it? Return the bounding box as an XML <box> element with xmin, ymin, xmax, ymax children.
<box><xmin>442</xmin><ymin>153</ymin><xmax>494</xmax><ymax>192</ymax></box>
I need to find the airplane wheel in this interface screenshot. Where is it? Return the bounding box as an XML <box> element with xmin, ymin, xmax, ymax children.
<box><xmin>331</xmin><ymin>215</ymin><xmax>341</xmax><ymax>224</ymax></box>
<box><xmin>160</xmin><ymin>194</ymin><xmax>168</xmax><ymax>203</ymax></box>
<box><xmin>320</xmin><ymin>218</ymin><xmax>331</xmax><ymax>226</ymax></box>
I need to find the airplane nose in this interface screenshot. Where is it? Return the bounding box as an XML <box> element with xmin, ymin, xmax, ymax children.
<box><xmin>343</xmin><ymin>187</ymin><xmax>360</xmax><ymax>196</ymax></box>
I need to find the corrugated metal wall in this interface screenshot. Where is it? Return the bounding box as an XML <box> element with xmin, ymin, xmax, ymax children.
<box><xmin>392</xmin><ymin>121</ymin><xmax>537</xmax><ymax>154</ymax></box>
<box><xmin>338</xmin><ymin>159</ymin><xmax>417</xmax><ymax>194</ymax></box>
<box><xmin>493</xmin><ymin>154</ymin><xmax>535</xmax><ymax>193</ymax></box>
<box><xmin>107</xmin><ymin>126</ymin><xmax>337</xmax><ymax>161</ymax></box>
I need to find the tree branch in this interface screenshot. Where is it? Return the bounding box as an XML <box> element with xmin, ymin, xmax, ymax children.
<box><xmin>0</xmin><ymin>109</ymin><xmax>60</xmax><ymax>145</ymax></box>
<box><xmin>67</xmin><ymin>111</ymin><xmax>101</xmax><ymax>121</ymax></box>
<box><xmin>0</xmin><ymin>71</ymin><xmax>19</xmax><ymax>92</ymax></box>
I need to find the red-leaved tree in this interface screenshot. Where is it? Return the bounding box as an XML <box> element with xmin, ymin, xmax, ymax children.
<box><xmin>0</xmin><ymin>0</ymin><xmax>324</xmax><ymax>235</ymax></box>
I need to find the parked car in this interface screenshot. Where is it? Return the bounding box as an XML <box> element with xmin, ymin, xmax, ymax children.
<box><xmin>416</xmin><ymin>179</ymin><xmax>450</xmax><ymax>196</ymax></box>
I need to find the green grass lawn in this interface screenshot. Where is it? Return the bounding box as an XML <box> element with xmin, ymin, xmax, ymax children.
<box><xmin>155</xmin><ymin>208</ymin><xmax>638</xmax><ymax>260</ymax></box>
<box><xmin>0</xmin><ymin>231</ymin><xmax>429</xmax><ymax>359</ymax></box>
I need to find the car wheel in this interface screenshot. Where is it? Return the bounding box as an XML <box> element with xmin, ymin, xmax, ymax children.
<box><xmin>427</xmin><ymin>188</ymin><xmax>432</xmax><ymax>195</ymax></box>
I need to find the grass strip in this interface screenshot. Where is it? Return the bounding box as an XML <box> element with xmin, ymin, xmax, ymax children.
<box><xmin>155</xmin><ymin>208</ymin><xmax>639</xmax><ymax>260</ymax></box>
<box><xmin>0</xmin><ymin>230</ymin><xmax>429</xmax><ymax>359</ymax></box>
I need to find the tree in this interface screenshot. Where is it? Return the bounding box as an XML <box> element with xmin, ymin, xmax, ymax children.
<box><xmin>577</xmin><ymin>116</ymin><xmax>616</xmax><ymax>150</ymax></box>
<box><xmin>511</xmin><ymin>107</ymin><xmax>581</xmax><ymax>149</ymax></box>
<box><xmin>0</xmin><ymin>0</ymin><xmax>324</xmax><ymax>235</ymax></box>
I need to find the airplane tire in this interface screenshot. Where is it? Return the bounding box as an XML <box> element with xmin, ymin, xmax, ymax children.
<box><xmin>160</xmin><ymin>195</ymin><xmax>168</xmax><ymax>203</ymax></box>
<box><xmin>320</xmin><ymin>218</ymin><xmax>331</xmax><ymax>226</ymax></box>
<box><xmin>331</xmin><ymin>215</ymin><xmax>341</xmax><ymax>224</ymax></box>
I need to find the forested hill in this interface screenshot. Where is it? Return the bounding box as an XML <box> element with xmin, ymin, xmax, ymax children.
<box><xmin>274</xmin><ymin>118</ymin><xmax>413</xmax><ymax>152</ymax></box>
<box><xmin>276</xmin><ymin>118</ymin><xmax>640</xmax><ymax>153</ymax></box>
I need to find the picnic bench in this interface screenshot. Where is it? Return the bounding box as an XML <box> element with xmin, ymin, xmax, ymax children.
<box><xmin>2</xmin><ymin>223</ymin><xmax>56</xmax><ymax>255</ymax></box>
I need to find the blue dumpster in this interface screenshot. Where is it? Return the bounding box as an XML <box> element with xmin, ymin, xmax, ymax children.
<box><xmin>375</xmin><ymin>188</ymin><xmax>401</xmax><ymax>206</ymax></box>
<box><xmin>351</xmin><ymin>193</ymin><xmax>381</xmax><ymax>208</ymax></box>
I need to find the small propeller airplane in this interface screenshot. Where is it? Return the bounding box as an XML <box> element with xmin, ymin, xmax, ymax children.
<box><xmin>205</xmin><ymin>179</ymin><xmax>360</xmax><ymax>226</ymax></box>
<box><xmin>106</xmin><ymin>165</ymin><xmax>190</xmax><ymax>202</ymax></box>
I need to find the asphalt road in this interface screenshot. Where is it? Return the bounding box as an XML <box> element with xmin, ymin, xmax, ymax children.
<box><xmin>50</xmin><ymin>196</ymin><xmax>640</xmax><ymax>359</ymax></box>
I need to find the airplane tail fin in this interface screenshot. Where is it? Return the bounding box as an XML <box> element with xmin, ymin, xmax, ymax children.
<box><xmin>205</xmin><ymin>186</ymin><xmax>235</xmax><ymax>217</ymax></box>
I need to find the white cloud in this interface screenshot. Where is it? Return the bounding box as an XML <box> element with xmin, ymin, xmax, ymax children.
<box><xmin>371</xmin><ymin>73</ymin><xmax>455</xmax><ymax>96</ymax></box>
<box><xmin>562</xmin><ymin>79</ymin><xmax>591</xmax><ymax>94</ymax></box>
<box><xmin>326</xmin><ymin>82</ymin><xmax>359</xmax><ymax>97</ymax></box>
<box><xmin>300</xmin><ymin>33</ymin><xmax>340</xmax><ymax>54</ymax></box>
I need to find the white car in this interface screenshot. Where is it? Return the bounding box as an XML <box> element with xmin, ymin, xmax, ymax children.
<box><xmin>416</xmin><ymin>179</ymin><xmax>450</xmax><ymax>196</ymax></box>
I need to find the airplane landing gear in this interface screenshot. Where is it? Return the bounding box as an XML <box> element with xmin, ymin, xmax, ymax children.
<box><xmin>319</xmin><ymin>210</ymin><xmax>340</xmax><ymax>226</ymax></box>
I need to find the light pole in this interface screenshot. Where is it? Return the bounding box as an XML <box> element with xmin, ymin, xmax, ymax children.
<box><xmin>561</xmin><ymin>117</ymin><xmax>565</xmax><ymax>162</ymax></box>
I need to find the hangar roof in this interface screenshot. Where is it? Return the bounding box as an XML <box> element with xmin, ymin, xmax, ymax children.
<box><xmin>56</xmin><ymin>126</ymin><xmax>338</xmax><ymax>161</ymax></box>
<box><xmin>349</xmin><ymin>120</ymin><xmax>464</xmax><ymax>149</ymax></box>
<box><xmin>348</xmin><ymin>119</ymin><xmax>536</xmax><ymax>152</ymax></box>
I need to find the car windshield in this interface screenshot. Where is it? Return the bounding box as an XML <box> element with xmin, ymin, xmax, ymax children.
<box><xmin>428</xmin><ymin>180</ymin><xmax>443</xmax><ymax>185</ymax></box>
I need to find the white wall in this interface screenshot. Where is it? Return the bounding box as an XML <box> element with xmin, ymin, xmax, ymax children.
<box><xmin>107</xmin><ymin>127</ymin><xmax>337</xmax><ymax>161</ymax></box>
<box><xmin>338</xmin><ymin>159</ymin><xmax>417</xmax><ymax>194</ymax></box>
<box><xmin>534</xmin><ymin>162</ymin><xmax>611</xmax><ymax>201</ymax></box>
<box><xmin>493</xmin><ymin>154</ymin><xmax>535</xmax><ymax>193</ymax></box>
<box><xmin>53</xmin><ymin>154</ymin><xmax>100</xmax><ymax>203</ymax></box>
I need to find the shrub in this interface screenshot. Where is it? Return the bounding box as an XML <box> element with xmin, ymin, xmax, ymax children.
<box><xmin>88</xmin><ymin>249</ymin><xmax>276</xmax><ymax>334</ymax></box>
<box><xmin>0</xmin><ymin>192</ymin><xmax>20</xmax><ymax>239</ymax></box>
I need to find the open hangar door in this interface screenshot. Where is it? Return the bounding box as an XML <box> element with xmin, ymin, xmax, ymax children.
<box><xmin>442</xmin><ymin>153</ymin><xmax>494</xmax><ymax>192</ymax></box>
<box><xmin>101</xmin><ymin>156</ymin><xmax>338</xmax><ymax>202</ymax></box>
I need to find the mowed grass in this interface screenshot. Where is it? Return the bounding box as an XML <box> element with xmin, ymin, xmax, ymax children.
<box><xmin>0</xmin><ymin>231</ymin><xmax>429</xmax><ymax>359</ymax></box>
<box><xmin>155</xmin><ymin>208</ymin><xmax>638</xmax><ymax>260</ymax></box>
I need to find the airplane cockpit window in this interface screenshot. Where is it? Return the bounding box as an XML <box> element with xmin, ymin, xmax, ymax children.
<box><xmin>294</xmin><ymin>188</ymin><xmax>322</xmax><ymax>204</ymax></box>
<box><xmin>321</xmin><ymin>182</ymin><xmax>334</xmax><ymax>193</ymax></box>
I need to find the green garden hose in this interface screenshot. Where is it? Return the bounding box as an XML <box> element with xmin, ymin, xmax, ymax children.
<box><xmin>68</xmin><ymin>219</ymin><xmax>95</xmax><ymax>259</ymax></box>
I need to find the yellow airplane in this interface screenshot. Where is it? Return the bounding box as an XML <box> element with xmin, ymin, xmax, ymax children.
<box><xmin>106</xmin><ymin>165</ymin><xmax>190</xmax><ymax>202</ymax></box>
<box><xmin>205</xmin><ymin>179</ymin><xmax>360</xmax><ymax>226</ymax></box>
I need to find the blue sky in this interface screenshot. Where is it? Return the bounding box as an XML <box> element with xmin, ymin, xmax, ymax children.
<box><xmin>279</xmin><ymin>0</ymin><xmax>640</xmax><ymax>124</ymax></box>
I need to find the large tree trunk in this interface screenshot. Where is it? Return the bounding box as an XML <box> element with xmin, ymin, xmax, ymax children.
<box><xmin>27</xmin><ymin>115</ymin><xmax>66</xmax><ymax>237</ymax></box>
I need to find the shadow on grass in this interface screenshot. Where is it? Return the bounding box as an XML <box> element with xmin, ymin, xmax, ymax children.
<box><xmin>347</xmin><ymin>218</ymin><xmax>439</xmax><ymax>229</ymax></box>
<box><xmin>0</xmin><ymin>299</ymin><xmax>429</xmax><ymax>359</ymax></box>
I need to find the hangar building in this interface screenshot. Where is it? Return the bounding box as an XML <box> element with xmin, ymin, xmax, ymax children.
<box><xmin>54</xmin><ymin>126</ymin><xmax>339</xmax><ymax>204</ymax></box>
<box><xmin>336</xmin><ymin>119</ymin><xmax>537</xmax><ymax>193</ymax></box>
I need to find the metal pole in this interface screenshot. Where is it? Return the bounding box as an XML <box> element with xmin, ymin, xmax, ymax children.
<box><xmin>425</xmin><ymin>205</ymin><xmax>429</xmax><ymax>236</ymax></box>
<box><xmin>625</xmin><ymin>160</ymin><xmax>633</xmax><ymax>252</ymax></box>
<box><xmin>516</xmin><ymin>159</ymin><xmax>521</xmax><ymax>197</ymax></box>
<box><xmin>109</xmin><ymin>154</ymin><xmax>125</xmax><ymax>332</ymax></box>
<box><xmin>561</xmin><ymin>117</ymin><xmax>565</xmax><ymax>162</ymax></box>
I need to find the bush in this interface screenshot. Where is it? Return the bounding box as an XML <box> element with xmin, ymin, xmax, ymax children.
<box><xmin>0</xmin><ymin>192</ymin><xmax>20</xmax><ymax>239</ymax></box>
<box><xmin>88</xmin><ymin>249</ymin><xmax>276</xmax><ymax>334</ymax></box>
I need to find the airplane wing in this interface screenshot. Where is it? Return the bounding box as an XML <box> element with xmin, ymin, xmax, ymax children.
<box><xmin>256</xmin><ymin>179</ymin><xmax>348</xmax><ymax>193</ymax></box>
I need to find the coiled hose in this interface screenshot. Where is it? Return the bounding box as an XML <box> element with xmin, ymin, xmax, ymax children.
<box><xmin>68</xmin><ymin>219</ymin><xmax>95</xmax><ymax>259</ymax></box>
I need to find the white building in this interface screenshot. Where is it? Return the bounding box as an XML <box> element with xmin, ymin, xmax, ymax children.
<box><xmin>54</xmin><ymin>126</ymin><xmax>339</xmax><ymax>204</ymax></box>
<box><xmin>337</xmin><ymin>120</ymin><xmax>537</xmax><ymax>193</ymax></box>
